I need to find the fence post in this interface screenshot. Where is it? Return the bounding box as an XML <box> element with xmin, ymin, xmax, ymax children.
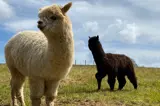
<box><xmin>75</xmin><ymin>60</ymin><xmax>76</xmax><ymax>65</ymax></box>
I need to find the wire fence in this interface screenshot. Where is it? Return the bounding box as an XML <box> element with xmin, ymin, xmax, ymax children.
<box><xmin>74</xmin><ymin>60</ymin><xmax>95</xmax><ymax>65</ymax></box>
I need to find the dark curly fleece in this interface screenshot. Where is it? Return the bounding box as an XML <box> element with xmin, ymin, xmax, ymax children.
<box><xmin>88</xmin><ymin>35</ymin><xmax>137</xmax><ymax>91</ymax></box>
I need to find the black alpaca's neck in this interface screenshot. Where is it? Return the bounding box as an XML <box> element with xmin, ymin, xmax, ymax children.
<box><xmin>91</xmin><ymin>42</ymin><xmax>105</xmax><ymax>63</ymax></box>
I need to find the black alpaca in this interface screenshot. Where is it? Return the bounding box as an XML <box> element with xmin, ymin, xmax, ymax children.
<box><xmin>88</xmin><ymin>35</ymin><xmax>137</xmax><ymax>91</ymax></box>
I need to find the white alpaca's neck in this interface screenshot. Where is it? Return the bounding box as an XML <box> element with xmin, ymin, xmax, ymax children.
<box><xmin>46</xmin><ymin>30</ymin><xmax>74</xmax><ymax>67</ymax></box>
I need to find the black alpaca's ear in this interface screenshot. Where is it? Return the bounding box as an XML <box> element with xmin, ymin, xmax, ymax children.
<box><xmin>89</xmin><ymin>36</ymin><xmax>91</xmax><ymax>39</ymax></box>
<box><xmin>97</xmin><ymin>35</ymin><xmax>99</xmax><ymax>40</ymax></box>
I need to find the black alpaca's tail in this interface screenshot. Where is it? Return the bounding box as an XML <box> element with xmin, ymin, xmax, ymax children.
<box><xmin>127</xmin><ymin>64</ymin><xmax>138</xmax><ymax>89</ymax></box>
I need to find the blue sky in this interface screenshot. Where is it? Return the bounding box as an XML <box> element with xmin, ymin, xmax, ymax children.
<box><xmin>1</xmin><ymin>0</ymin><xmax>160</xmax><ymax>67</ymax></box>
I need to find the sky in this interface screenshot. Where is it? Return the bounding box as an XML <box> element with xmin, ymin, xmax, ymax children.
<box><xmin>0</xmin><ymin>0</ymin><xmax>160</xmax><ymax>67</ymax></box>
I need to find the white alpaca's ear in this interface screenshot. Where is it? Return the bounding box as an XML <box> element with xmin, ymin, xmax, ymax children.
<box><xmin>39</xmin><ymin>8</ymin><xmax>42</xmax><ymax>12</ymax></box>
<box><xmin>61</xmin><ymin>2</ymin><xmax>72</xmax><ymax>14</ymax></box>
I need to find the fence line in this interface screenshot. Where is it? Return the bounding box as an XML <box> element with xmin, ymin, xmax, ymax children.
<box><xmin>74</xmin><ymin>60</ymin><xmax>95</xmax><ymax>65</ymax></box>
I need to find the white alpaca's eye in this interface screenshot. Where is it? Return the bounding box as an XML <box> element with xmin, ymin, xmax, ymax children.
<box><xmin>50</xmin><ymin>16</ymin><xmax>57</xmax><ymax>20</ymax></box>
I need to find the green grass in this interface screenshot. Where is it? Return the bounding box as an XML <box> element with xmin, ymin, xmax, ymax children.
<box><xmin>0</xmin><ymin>64</ymin><xmax>160</xmax><ymax>106</ymax></box>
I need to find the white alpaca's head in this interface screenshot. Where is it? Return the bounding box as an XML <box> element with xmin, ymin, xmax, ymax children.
<box><xmin>37</xmin><ymin>2</ymin><xmax>72</xmax><ymax>36</ymax></box>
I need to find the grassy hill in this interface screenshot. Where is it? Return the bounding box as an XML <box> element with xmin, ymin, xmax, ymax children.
<box><xmin>0</xmin><ymin>64</ymin><xmax>160</xmax><ymax>106</ymax></box>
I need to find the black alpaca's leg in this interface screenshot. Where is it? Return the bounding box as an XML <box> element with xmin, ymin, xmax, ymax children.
<box><xmin>107</xmin><ymin>75</ymin><xmax>116</xmax><ymax>91</ymax></box>
<box><xmin>127</xmin><ymin>72</ymin><xmax>137</xmax><ymax>89</ymax></box>
<box><xmin>117</xmin><ymin>75</ymin><xmax>126</xmax><ymax>90</ymax></box>
<box><xmin>96</xmin><ymin>78</ymin><xmax>102</xmax><ymax>91</ymax></box>
<box><xmin>95</xmin><ymin>73</ymin><xmax>105</xmax><ymax>91</ymax></box>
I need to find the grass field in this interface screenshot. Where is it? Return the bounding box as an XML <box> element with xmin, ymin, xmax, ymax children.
<box><xmin>0</xmin><ymin>64</ymin><xmax>160</xmax><ymax>106</ymax></box>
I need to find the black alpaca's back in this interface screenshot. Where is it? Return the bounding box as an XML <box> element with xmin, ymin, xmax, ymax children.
<box><xmin>88</xmin><ymin>36</ymin><xmax>137</xmax><ymax>91</ymax></box>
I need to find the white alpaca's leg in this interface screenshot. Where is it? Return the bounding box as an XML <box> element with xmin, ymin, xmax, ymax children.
<box><xmin>10</xmin><ymin>68</ymin><xmax>26</xmax><ymax>106</ymax></box>
<box><xmin>29</xmin><ymin>77</ymin><xmax>44</xmax><ymax>106</ymax></box>
<box><xmin>45</xmin><ymin>80</ymin><xmax>60</xmax><ymax>106</ymax></box>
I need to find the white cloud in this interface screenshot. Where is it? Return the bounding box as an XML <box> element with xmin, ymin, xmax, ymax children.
<box><xmin>75</xmin><ymin>40</ymin><xmax>88</xmax><ymax>51</ymax></box>
<box><xmin>89</xmin><ymin>19</ymin><xmax>142</xmax><ymax>44</ymax></box>
<box><xmin>132</xmin><ymin>20</ymin><xmax>160</xmax><ymax>44</ymax></box>
<box><xmin>119</xmin><ymin>23</ymin><xmax>140</xmax><ymax>43</ymax></box>
<box><xmin>83</xmin><ymin>21</ymin><xmax>99</xmax><ymax>32</ymax></box>
<box><xmin>0</xmin><ymin>0</ymin><xmax>15</xmax><ymax>20</ymax></box>
<box><xmin>4</xmin><ymin>19</ymin><xmax>38</xmax><ymax>32</ymax></box>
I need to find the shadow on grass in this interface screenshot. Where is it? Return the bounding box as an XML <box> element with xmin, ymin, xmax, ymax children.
<box><xmin>59</xmin><ymin>89</ymin><xmax>98</xmax><ymax>94</ymax></box>
<box><xmin>99</xmin><ymin>88</ymin><xmax>132</xmax><ymax>93</ymax></box>
<box><xmin>59</xmin><ymin>87</ymin><xmax>131</xmax><ymax>95</ymax></box>
<box><xmin>0</xmin><ymin>104</ymin><xmax>10</xmax><ymax>106</ymax></box>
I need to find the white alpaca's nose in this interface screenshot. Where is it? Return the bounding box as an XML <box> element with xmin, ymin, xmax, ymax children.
<box><xmin>37</xmin><ymin>20</ymin><xmax>46</xmax><ymax>30</ymax></box>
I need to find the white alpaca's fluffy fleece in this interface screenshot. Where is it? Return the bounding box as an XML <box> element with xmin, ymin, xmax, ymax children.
<box><xmin>5</xmin><ymin>2</ymin><xmax>74</xmax><ymax>106</ymax></box>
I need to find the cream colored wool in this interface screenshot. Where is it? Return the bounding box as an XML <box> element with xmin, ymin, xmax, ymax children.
<box><xmin>5</xmin><ymin>2</ymin><xmax>74</xmax><ymax>106</ymax></box>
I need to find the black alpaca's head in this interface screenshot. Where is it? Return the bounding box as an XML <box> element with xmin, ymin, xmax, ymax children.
<box><xmin>88</xmin><ymin>35</ymin><xmax>100</xmax><ymax>51</ymax></box>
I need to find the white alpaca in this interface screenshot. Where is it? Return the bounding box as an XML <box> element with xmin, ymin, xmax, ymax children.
<box><xmin>5</xmin><ymin>2</ymin><xmax>74</xmax><ymax>106</ymax></box>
